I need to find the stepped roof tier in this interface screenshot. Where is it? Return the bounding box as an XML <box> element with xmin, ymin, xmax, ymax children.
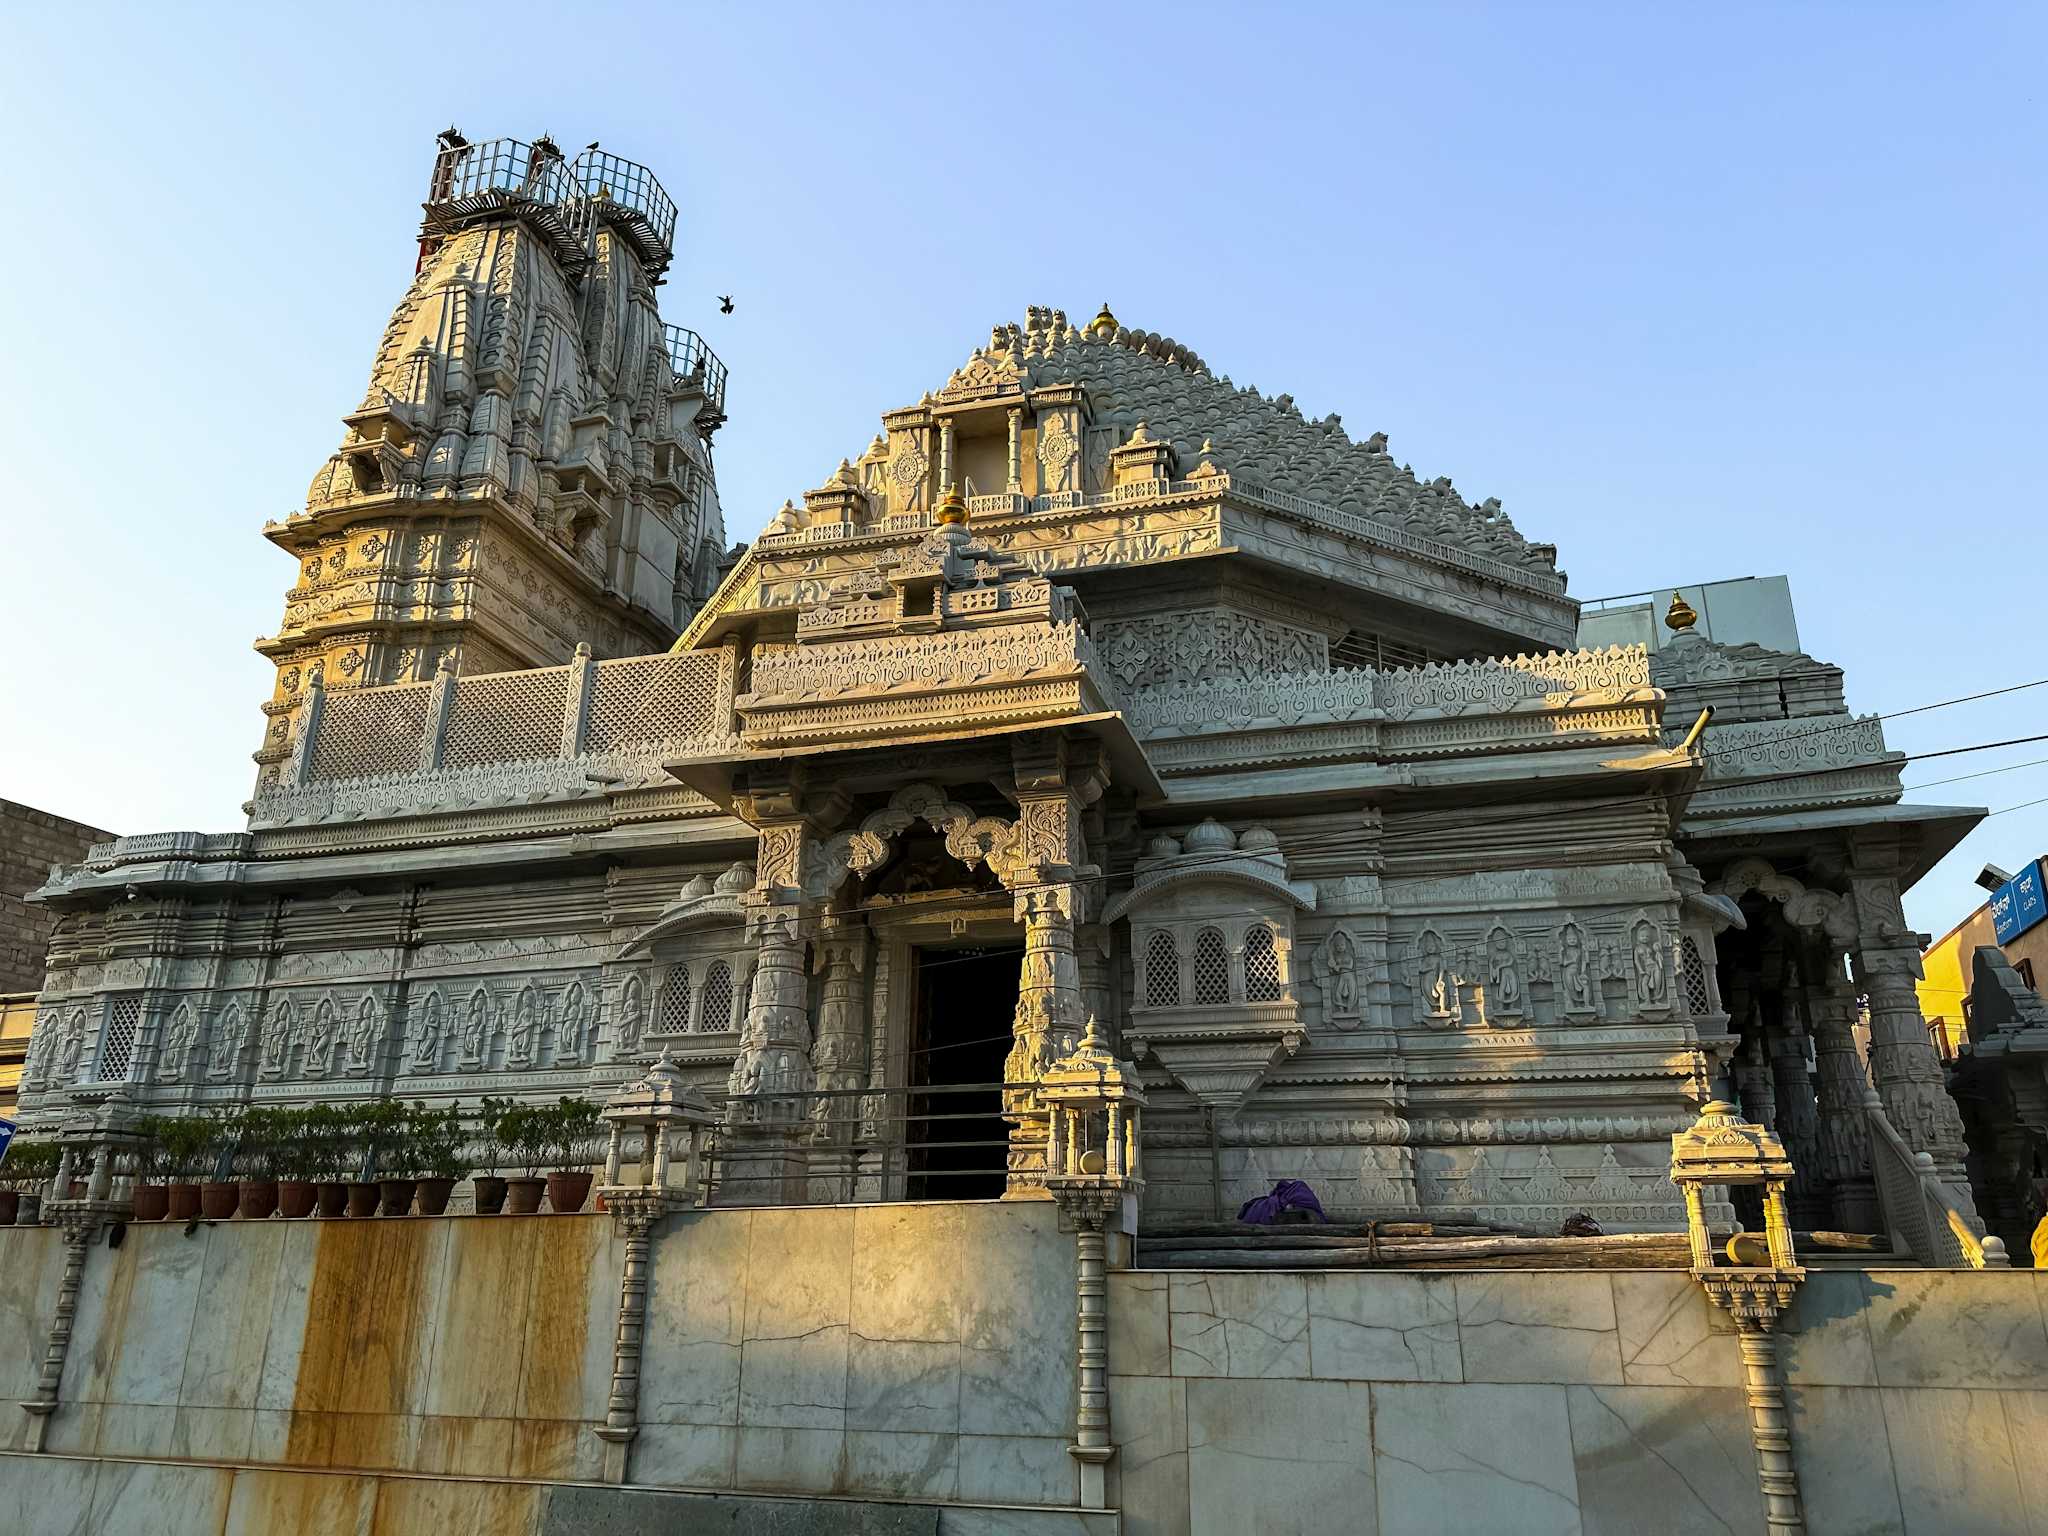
<box><xmin>681</xmin><ymin>305</ymin><xmax>1576</xmax><ymax>662</ymax></box>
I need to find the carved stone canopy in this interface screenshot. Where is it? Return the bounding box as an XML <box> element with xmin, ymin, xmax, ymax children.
<box><xmin>619</xmin><ymin>861</ymin><xmax>755</xmax><ymax>956</ymax></box>
<box><xmin>1101</xmin><ymin>820</ymin><xmax>1317</xmax><ymax>924</ymax></box>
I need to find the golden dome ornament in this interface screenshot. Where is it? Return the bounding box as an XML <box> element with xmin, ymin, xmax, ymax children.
<box><xmin>1090</xmin><ymin>302</ymin><xmax>1118</xmax><ymax>338</ymax></box>
<box><xmin>935</xmin><ymin>484</ymin><xmax>968</xmax><ymax>526</ymax></box>
<box><xmin>1665</xmin><ymin>591</ymin><xmax>1699</xmax><ymax>632</ymax></box>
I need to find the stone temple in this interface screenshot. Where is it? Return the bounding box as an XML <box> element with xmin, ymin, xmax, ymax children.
<box><xmin>15</xmin><ymin>131</ymin><xmax>1981</xmax><ymax>1242</ymax></box>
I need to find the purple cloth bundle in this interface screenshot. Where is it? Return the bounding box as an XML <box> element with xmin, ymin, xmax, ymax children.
<box><xmin>1237</xmin><ymin>1178</ymin><xmax>1328</xmax><ymax>1224</ymax></box>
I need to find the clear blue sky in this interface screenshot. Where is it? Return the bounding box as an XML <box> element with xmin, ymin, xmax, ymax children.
<box><xmin>0</xmin><ymin>3</ymin><xmax>2040</xmax><ymax>937</ymax></box>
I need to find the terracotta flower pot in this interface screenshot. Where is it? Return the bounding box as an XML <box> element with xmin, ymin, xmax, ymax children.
<box><xmin>545</xmin><ymin>1170</ymin><xmax>593</xmax><ymax>1214</ymax></box>
<box><xmin>377</xmin><ymin>1178</ymin><xmax>417</xmax><ymax>1217</ymax></box>
<box><xmin>278</xmin><ymin>1181</ymin><xmax>317</xmax><ymax>1219</ymax></box>
<box><xmin>415</xmin><ymin>1177</ymin><xmax>455</xmax><ymax>1217</ymax></box>
<box><xmin>471</xmin><ymin>1176</ymin><xmax>508</xmax><ymax>1215</ymax></box>
<box><xmin>505</xmin><ymin>1177</ymin><xmax>546</xmax><ymax>1215</ymax></box>
<box><xmin>131</xmin><ymin>1185</ymin><xmax>170</xmax><ymax>1222</ymax></box>
<box><xmin>168</xmin><ymin>1184</ymin><xmax>202</xmax><ymax>1222</ymax></box>
<box><xmin>315</xmin><ymin>1183</ymin><xmax>349</xmax><ymax>1218</ymax></box>
<box><xmin>199</xmin><ymin>1181</ymin><xmax>239</xmax><ymax>1221</ymax></box>
<box><xmin>345</xmin><ymin>1182</ymin><xmax>381</xmax><ymax>1218</ymax></box>
<box><xmin>0</xmin><ymin>1191</ymin><xmax>17</xmax><ymax>1226</ymax></box>
<box><xmin>238</xmin><ymin>1180</ymin><xmax>279</xmax><ymax>1220</ymax></box>
<box><xmin>17</xmin><ymin>1194</ymin><xmax>41</xmax><ymax>1226</ymax></box>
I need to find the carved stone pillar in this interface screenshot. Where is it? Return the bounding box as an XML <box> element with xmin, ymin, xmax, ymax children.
<box><xmin>1848</xmin><ymin>871</ymin><xmax>1976</xmax><ymax>1218</ymax></box>
<box><xmin>1767</xmin><ymin>1002</ymin><xmax>1829</xmax><ymax>1229</ymax></box>
<box><xmin>1075</xmin><ymin>924</ymin><xmax>1114</xmax><ymax>1046</ymax></box>
<box><xmin>1733</xmin><ymin>1031</ymin><xmax>1777</xmax><ymax>1134</ymax></box>
<box><xmin>1806</xmin><ymin>972</ymin><xmax>1879</xmax><ymax>1232</ymax></box>
<box><xmin>1006</xmin><ymin>881</ymin><xmax>1085</xmax><ymax>1191</ymax></box>
<box><xmin>593</xmin><ymin>1197</ymin><xmax>660</xmax><ymax>1484</ymax></box>
<box><xmin>808</xmin><ymin>918</ymin><xmax>870</xmax><ymax>1196</ymax></box>
<box><xmin>1006</xmin><ymin>408</ymin><xmax>1023</xmax><ymax>493</ymax></box>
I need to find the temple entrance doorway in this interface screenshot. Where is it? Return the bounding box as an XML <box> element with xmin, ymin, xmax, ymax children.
<box><xmin>906</xmin><ymin>944</ymin><xmax>1021</xmax><ymax>1200</ymax></box>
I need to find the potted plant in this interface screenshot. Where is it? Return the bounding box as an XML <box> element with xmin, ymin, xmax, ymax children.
<box><xmin>489</xmin><ymin>1099</ymin><xmax>551</xmax><ymax>1215</ymax></box>
<box><xmin>155</xmin><ymin>1114</ymin><xmax>216</xmax><ymax>1222</ymax></box>
<box><xmin>359</xmin><ymin>1100</ymin><xmax>416</xmax><ymax>1216</ymax></box>
<box><xmin>1</xmin><ymin>1140</ymin><xmax>62</xmax><ymax>1225</ymax></box>
<box><xmin>472</xmin><ymin>1097</ymin><xmax>511</xmax><ymax>1214</ymax></box>
<box><xmin>409</xmin><ymin>1102</ymin><xmax>470</xmax><ymax>1216</ymax></box>
<box><xmin>199</xmin><ymin>1110</ymin><xmax>241</xmax><ymax>1221</ymax></box>
<box><xmin>543</xmin><ymin>1097</ymin><xmax>603</xmax><ymax>1214</ymax></box>
<box><xmin>304</xmin><ymin>1104</ymin><xmax>355</xmax><ymax>1217</ymax></box>
<box><xmin>233</xmin><ymin>1108</ymin><xmax>282</xmax><ymax>1219</ymax></box>
<box><xmin>129</xmin><ymin>1116</ymin><xmax>174</xmax><ymax>1221</ymax></box>
<box><xmin>270</xmin><ymin>1108</ymin><xmax>319</xmax><ymax>1218</ymax></box>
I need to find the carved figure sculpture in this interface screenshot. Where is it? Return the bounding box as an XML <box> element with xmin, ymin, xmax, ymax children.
<box><xmin>349</xmin><ymin>997</ymin><xmax>378</xmax><ymax>1071</ymax></box>
<box><xmin>410</xmin><ymin>991</ymin><xmax>444</xmax><ymax>1070</ymax></box>
<box><xmin>1414</xmin><ymin>930</ymin><xmax>1457</xmax><ymax>1026</ymax></box>
<box><xmin>308</xmin><ymin>999</ymin><xmax>339</xmax><ymax>1075</ymax></box>
<box><xmin>161</xmin><ymin>1004</ymin><xmax>196</xmax><ymax>1079</ymax></box>
<box><xmin>461</xmin><ymin>989</ymin><xmax>491</xmax><ymax>1065</ymax></box>
<box><xmin>558</xmin><ymin>982</ymin><xmax>587</xmax><ymax>1061</ymax></box>
<box><xmin>1631</xmin><ymin>919</ymin><xmax>1669</xmax><ymax>1010</ymax></box>
<box><xmin>1556</xmin><ymin>922</ymin><xmax>1596</xmax><ymax>1016</ymax></box>
<box><xmin>1318</xmin><ymin>929</ymin><xmax>1361</xmax><ymax>1027</ymax></box>
<box><xmin>58</xmin><ymin>1010</ymin><xmax>86</xmax><ymax>1082</ymax></box>
<box><xmin>210</xmin><ymin>1005</ymin><xmax>243</xmax><ymax>1077</ymax></box>
<box><xmin>615</xmin><ymin>975</ymin><xmax>646</xmax><ymax>1059</ymax></box>
<box><xmin>1485</xmin><ymin>926</ymin><xmax>1525</xmax><ymax>1021</ymax></box>
<box><xmin>510</xmin><ymin>986</ymin><xmax>540</xmax><ymax>1065</ymax></box>
<box><xmin>262</xmin><ymin>1002</ymin><xmax>293</xmax><ymax>1076</ymax></box>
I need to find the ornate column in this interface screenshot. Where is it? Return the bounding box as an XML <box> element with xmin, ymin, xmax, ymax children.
<box><xmin>1006</xmin><ymin>407</ymin><xmax>1023</xmax><ymax>493</ymax></box>
<box><xmin>1848</xmin><ymin>870</ymin><xmax>1977</xmax><ymax>1220</ymax></box>
<box><xmin>1767</xmin><ymin>999</ymin><xmax>1829</xmax><ymax>1229</ymax></box>
<box><xmin>1806</xmin><ymin>963</ymin><xmax>1880</xmax><ymax>1231</ymax></box>
<box><xmin>724</xmin><ymin>775</ymin><xmax>845</xmax><ymax>1205</ymax></box>
<box><xmin>1671</xmin><ymin>1102</ymin><xmax>1808</xmax><ymax>1536</ymax></box>
<box><xmin>595</xmin><ymin>1196</ymin><xmax>660</xmax><ymax>1484</ymax></box>
<box><xmin>808</xmin><ymin>918</ymin><xmax>871</xmax><ymax>1196</ymax></box>
<box><xmin>1001</xmin><ymin>737</ymin><xmax>1107</xmax><ymax>1192</ymax></box>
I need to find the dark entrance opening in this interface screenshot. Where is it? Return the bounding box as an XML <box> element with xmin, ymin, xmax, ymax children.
<box><xmin>906</xmin><ymin>944</ymin><xmax>1021</xmax><ymax>1201</ymax></box>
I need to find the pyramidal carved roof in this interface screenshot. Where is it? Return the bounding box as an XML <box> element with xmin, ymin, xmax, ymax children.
<box><xmin>920</xmin><ymin>305</ymin><xmax>1548</xmax><ymax>574</ymax></box>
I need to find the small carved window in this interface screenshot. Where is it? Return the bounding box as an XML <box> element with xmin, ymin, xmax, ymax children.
<box><xmin>1679</xmin><ymin>936</ymin><xmax>1712</xmax><ymax>1017</ymax></box>
<box><xmin>1193</xmin><ymin>928</ymin><xmax>1231</xmax><ymax>1006</ymax></box>
<box><xmin>1244</xmin><ymin>925</ymin><xmax>1282</xmax><ymax>1002</ymax></box>
<box><xmin>1145</xmin><ymin>931</ymin><xmax>1181</xmax><ymax>1008</ymax></box>
<box><xmin>97</xmin><ymin>996</ymin><xmax>142</xmax><ymax>1082</ymax></box>
<box><xmin>658</xmin><ymin>966</ymin><xmax>692</xmax><ymax>1035</ymax></box>
<box><xmin>699</xmin><ymin>961</ymin><xmax>734</xmax><ymax>1031</ymax></box>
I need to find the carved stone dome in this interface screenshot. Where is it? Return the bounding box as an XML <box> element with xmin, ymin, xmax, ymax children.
<box><xmin>1147</xmin><ymin>834</ymin><xmax>1183</xmax><ymax>860</ymax></box>
<box><xmin>1182</xmin><ymin>818</ymin><xmax>1237</xmax><ymax>855</ymax></box>
<box><xmin>1237</xmin><ymin>827</ymin><xmax>1280</xmax><ymax>853</ymax></box>
<box><xmin>714</xmin><ymin>861</ymin><xmax>756</xmax><ymax>894</ymax></box>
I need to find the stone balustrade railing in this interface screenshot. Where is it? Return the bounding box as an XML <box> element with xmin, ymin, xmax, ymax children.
<box><xmin>1865</xmin><ymin>1089</ymin><xmax>2009</xmax><ymax>1268</ymax></box>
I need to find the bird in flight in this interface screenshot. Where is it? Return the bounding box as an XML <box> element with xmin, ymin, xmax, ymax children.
<box><xmin>718</xmin><ymin>295</ymin><xmax>735</xmax><ymax>315</ymax></box>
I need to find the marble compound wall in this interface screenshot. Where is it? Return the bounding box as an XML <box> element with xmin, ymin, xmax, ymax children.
<box><xmin>3</xmin><ymin>1210</ymin><xmax>2045</xmax><ymax>1534</ymax></box>
<box><xmin>1106</xmin><ymin>1266</ymin><xmax>2048</xmax><ymax>1536</ymax></box>
<box><xmin>0</xmin><ymin>1200</ymin><xmax>1080</xmax><ymax>1517</ymax></box>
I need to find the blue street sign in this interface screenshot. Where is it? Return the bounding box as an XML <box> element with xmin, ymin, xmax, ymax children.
<box><xmin>1990</xmin><ymin>861</ymin><xmax>2048</xmax><ymax>946</ymax></box>
<box><xmin>0</xmin><ymin>1117</ymin><xmax>15</xmax><ymax>1168</ymax></box>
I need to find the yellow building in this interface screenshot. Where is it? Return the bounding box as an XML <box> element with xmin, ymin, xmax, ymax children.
<box><xmin>0</xmin><ymin>993</ymin><xmax>35</xmax><ymax>1116</ymax></box>
<box><xmin>1920</xmin><ymin>856</ymin><xmax>2048</xmax><ymax>1056</ymax></box>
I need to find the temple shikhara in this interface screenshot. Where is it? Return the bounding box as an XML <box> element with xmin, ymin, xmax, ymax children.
<box><xmin>4</xmin><ymin>133</ymin><xmax>2028</xmax><ymax>1535</ymax></box>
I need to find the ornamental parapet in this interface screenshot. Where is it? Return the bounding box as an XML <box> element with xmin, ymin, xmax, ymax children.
<box><xmin>1677</xmin><ymin>712</ymin><xmax>1905</xmax><ymax>820</ymax></box>
<box><xmin>1124</xmin><ymin>645</ymin><xmax>1659</xmax><ymax>774</ymax></box>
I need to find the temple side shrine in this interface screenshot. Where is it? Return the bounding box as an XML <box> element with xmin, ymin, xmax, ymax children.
<box><xmin>14</xmin><ymin>132</ymin><xmax>1983</xmax><ymax>1246</ymax></box>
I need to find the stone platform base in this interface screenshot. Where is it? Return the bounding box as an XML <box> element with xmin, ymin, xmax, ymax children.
<box><xmin>0</xmin><ymin>1453</ymin><xmax>1122</xmax><ymax>1536</ymax></box>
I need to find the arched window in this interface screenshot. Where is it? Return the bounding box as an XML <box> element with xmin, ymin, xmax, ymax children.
<box><xmin>1244</xmin><ymin>925</ymin><xmax>1281</xmax><ymax>1002</ymax></box>
<box><xmin>1193</xmin><ymin>928</ymin><xmax>1231</xmax><ymax>1006</ymax></box>
<box><xmin>1679</xmin><ymin>936</ymin><xmax>1711</xmax><ymax>1017</ymax></box>
<box><xmin>1145</xmin><ymin>931</ymin><xmax>1181</xmax><ymax>1007</ymax></box>
<box><xmin>699</xmin><ymin>960</ymin><xmax>734</xmax><ymax>1031</ymax></box>
<box><xmin>659</xmin><ymin>966</ymin><xmax>691</xmax><ymax>1035</ymax></box>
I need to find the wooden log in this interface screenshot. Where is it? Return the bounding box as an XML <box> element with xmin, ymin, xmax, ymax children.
<box><xmin>1139</xmin><ymin>1232</ymin><xmax>1697</xmax><ymax>1271</ymax></box>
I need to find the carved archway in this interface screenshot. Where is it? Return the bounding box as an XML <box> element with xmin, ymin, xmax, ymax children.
<box><xmin>802</xmin><ymin>782</ymin><xmax>1023</xmax><ymax>901</ymax></box>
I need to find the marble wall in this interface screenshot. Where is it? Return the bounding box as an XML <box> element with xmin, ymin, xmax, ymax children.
<box><xmin>0</xmin><ymin>1199</ymin><xmax>1080</xmax><ymax>1514</ymax></box>
<box><xmin>1106</xmin><ymin>1266</ymin><xmax>2048</xmax><ymax>1536</ymax></box>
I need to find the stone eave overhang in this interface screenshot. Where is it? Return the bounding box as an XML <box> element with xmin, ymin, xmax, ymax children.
<box><xmin>665</xmin><ymin>709</ymin><xmax>1165</xmax><ymax>812</ymax></box>
<box><xmin>1677</xmin><ymin>800</ymin><xmax>1986</xmax><ymax>889</ymax></box>
<box><xmin>30</xmin><ymin>813</ymin><xmax>758</xmax><ymax>913</ymax></box>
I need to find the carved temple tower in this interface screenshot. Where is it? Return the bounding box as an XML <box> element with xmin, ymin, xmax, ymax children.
<box><xmin>250</xmin><ymin>131</ymin><xmax>729</xmax><ymax>794</ymax></box>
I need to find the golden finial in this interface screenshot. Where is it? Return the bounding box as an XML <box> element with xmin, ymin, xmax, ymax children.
<box><xmin>1665</xmin><ymin>591</ymin><xmax>1698</xmax><ymax>632</ymax></box>
<box><xmin>1090</xmin><ymin>301</ymin><xmax>1118</xmax><ymax>337</ymax></box>
<box><xmin>935</xmin><ymin>484</ymin><xmax>968</xmax><ymax>525</ymax></box>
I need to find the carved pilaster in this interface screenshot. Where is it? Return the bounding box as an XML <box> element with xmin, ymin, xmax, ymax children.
<box><xmin>1806</xmin><ymin>973</ymin><xmax>1879</xmax><ymax>1231</ymax></box>
<box><xmin>809</xmin><ymin>919</ymin><xmax>870</xmax><ymax>1151</ymax></box>
<box><xmin>593</xmin><ymin>1197</ymin><xmax>662</xmax><ymax>1484</ymax></box>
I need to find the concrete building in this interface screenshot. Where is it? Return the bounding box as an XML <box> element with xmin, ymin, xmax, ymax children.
<box><xmin>0</xmin><ymin>799</ymin><xmax>114</xmax><ymax>1113</ymax></box>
